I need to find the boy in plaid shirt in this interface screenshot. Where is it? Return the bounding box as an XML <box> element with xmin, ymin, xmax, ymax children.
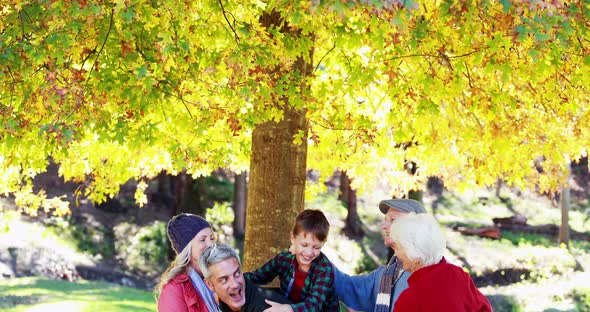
<box><xmin>244</xmin><ymin>209</ymin><xmax>338</xmax><ymax>312</ymax></box>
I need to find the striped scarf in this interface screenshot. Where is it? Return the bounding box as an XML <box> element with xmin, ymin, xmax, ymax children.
<box><xmin>375</xmin><ymin>256</ymin><xmax>404</xmax><ymax>312</ymax></box>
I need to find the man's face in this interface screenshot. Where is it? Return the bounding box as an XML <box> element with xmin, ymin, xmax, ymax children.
<box><xmin>381</xmin><ymin>209</ymin><xmax>408</xmax><ymax>248</ymax></box>
<box><xmin>205</xmin><ymin>258</ymin><xmax>246</xmax><ymax>312</ymax></box>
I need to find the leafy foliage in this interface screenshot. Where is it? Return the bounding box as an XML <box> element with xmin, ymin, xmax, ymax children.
<box><xmin>1</xmin><ymin>0</ymin><xmax>589</xmax><ymax>214</ymax></box>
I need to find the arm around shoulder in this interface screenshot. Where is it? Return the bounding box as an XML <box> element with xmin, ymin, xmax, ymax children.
<box><xmin>333</xmin><ymin>263</ymin><xmax>385</xmax><ymax>312</ymax></box>
<box><xmin>245</xmin><ymin>252</ymin><xmax>284</xmax><ymax>286</ymax></box>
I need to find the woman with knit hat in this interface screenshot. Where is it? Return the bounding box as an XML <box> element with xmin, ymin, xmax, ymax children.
<box><xmin>156</xmin><ymin>213</ymin><xmax>221</xmax><ymax>312</ymax></box>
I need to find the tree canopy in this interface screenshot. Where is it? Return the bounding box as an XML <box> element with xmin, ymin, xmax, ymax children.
<box><xmin>1</xmin><ymin>0</ymin><xmax>589</xmax><ymax>216</ymax></box>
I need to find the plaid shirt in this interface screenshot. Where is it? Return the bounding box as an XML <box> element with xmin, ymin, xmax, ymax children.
<box><xmin>244</xmin><ymin>251</ymin><xmax>339</xmax><ymax>312</ymax></box>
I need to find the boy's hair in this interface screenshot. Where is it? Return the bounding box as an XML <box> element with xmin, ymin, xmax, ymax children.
<box><xmin>292</xmin><ymin>209</ymin><xmax>330</xmax><ymax>242</ymax></box>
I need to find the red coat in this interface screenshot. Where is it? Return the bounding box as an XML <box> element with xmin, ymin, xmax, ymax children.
<box><xmin>394</xmin><ymin>258</ymin><xmax>491</xmax><ymax>312</ymax></box>
<box><xmin>158</xmin><ymin>272</ymin><xmax>209</xmax><ymax>312</ymax></box>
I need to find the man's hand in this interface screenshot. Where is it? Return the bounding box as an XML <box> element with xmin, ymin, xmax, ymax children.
<box><xmin>263</xmin><ymin>300</ymin><xmax>294</xmax><ymax>312</ymax></box>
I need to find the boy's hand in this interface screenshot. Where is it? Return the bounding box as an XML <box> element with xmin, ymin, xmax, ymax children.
<box><xmin>263</xmin><ymin>300</ymin><xmax>294</xmax><ymax>312</ymax></box>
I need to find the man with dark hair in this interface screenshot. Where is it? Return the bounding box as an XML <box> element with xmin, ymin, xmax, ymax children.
<box><xmin>333</xmin><ymin>199</ymin><xmax>427</xmax><ymax>312</ymax></box>
<box><xmin>199</xmin><ymin>244</ymin><xmax>291</xmax><ymax>312</ymax></box>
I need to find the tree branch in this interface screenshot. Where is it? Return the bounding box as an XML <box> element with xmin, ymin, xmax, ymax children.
<box><xmin>448</xmin><ymin>49</ymin><xmax>482</xmax><ymax>59</ymax></box>
<box><xmin>387</xmin><ymin>49</ymin><xmax>483</xmax><ymax>61</ymax></box>
<box><xmin>291</xmin><ymin>106</ymin><xmax>354</xmax><ymax>131</ymax></box>
<box><xmin>85</xmin><ymin>8</ymin><xmax>114</xmax><ymax>87</ymax></box>
<box><xmin>387</xmin><ymin>53</ymin><xmax>436</xmax><ymax>61</ymax></box>
<box><xmin>6</xmin><ymin>65</ymin><xmax>16</xmax><ymax>86</ymax></box>
<box><xmin>314</xmin><ymin>43</ymin><xmax>336</xmax><ymax>73</ymax></box>
<box><xmin>559</xmin><ymin>73</ymin><xmax>574</xmax><ymax>87</ymax></box>
<box><xmin>80</xmin><ymin>48</ymin><xmax>97</xmax><ymax>70</ymax></box>
<box><xmin>178</xmin><ymin>95</ymin><xmax>194</xmax><ymax>119</ymax></box>
<box><xmin>19</xmin><ymin>10</ymin><xmax>25</xmax><ymax>39</ymax></box>
<box><xmin>157</xmin><ymin>88</ymin><xmax>195</xmax><ymax>119</ymax></box>
<box><xmin>338</xmin><ymin>48</ymin><xmax>353</xmax><ymax>71</ymax></box>
<box><xmin>218</xmin><ymin>0</ymin><xmax>240</xmax><ymax>43</ymax></box>
<box><xmin>464</xmin><ymin>66</ymin><xmax>473</xmax><ymax>89</ymax></box>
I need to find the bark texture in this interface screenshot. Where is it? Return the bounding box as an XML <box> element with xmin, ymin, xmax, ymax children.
<box><xmin>243</xmin><ymin>10</ymin><xmax>313</xmax><ymax>271</ymax></box>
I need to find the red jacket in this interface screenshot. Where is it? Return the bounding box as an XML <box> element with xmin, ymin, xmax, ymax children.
<box><xmin>394</xmin><ymin>257</ymin><xmax>491</xmax><ymax>312</ymax></box>
<box><xmin>158</xmin><ymin>272</ymin><xmax>209</xmax><ymax>312</ymax></box>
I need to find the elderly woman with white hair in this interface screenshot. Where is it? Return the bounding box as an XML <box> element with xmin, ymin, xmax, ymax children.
<box><xmin>389</xmin><ymin>213</ymin><xmax>492</xmax><ymax>312</ymax></box>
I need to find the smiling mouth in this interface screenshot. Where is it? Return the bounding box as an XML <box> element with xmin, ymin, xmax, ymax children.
<box><xmin>301</xmin><ymin>255</ymin><xmax>313</xmax><ymax>262</ymax></box>
<box><xmin>229</xmin><ymin>287</ymin><xmax>243</xmax><ymax>301</ymax></box>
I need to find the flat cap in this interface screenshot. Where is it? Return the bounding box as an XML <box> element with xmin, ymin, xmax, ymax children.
<box><xmin>379</xmin><ymin>199</ymin><xmax>426</xmax><ymax>214</ymax></box>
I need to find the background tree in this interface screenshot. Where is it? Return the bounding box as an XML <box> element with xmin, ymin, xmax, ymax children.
<box><xmin>1</xmin><ymin>0</ymin><xmax>589</xmax><ymax>267</ymax></box>
<box><xmin>232</xmin><ymin>171</ymin><xmax>247</xmax><ymax>241</ymax></box>
<box><xmin>339</xmin><ymin>171</ymin><xmax>364</xmax><ymax>238</ymax></box>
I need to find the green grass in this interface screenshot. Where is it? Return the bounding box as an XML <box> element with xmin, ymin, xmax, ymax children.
<box><xmin>499</xmin><ymin>230</ymin><xmax>555</xmax><ymax>247</ymax></box>
<box><xmin>0</xmin><ymin>277</ymin><xmax>156</xmax><ymax>312</ymax></box>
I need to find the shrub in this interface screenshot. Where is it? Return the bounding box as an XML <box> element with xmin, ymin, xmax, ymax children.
<box><xmin>114</xmin><ymin>221</ymin><xmax>168</xmax><ymax>276</ymax></box>
<box><xmin>44</xmin><ymin>216</ymin><xmax>115</xmax><ymax>259</ymax></box>
<box><xmin>205</xmin><ymin>201</ymin><xmax>234</xmax><ymax>243</ymax></box>
<box><xmin>574</xmin><ymin>287</ymin><xmax>590</xmax><ymax>312</ymax></box>
<box><xmin>487</xmin><ymin>294</ymin><xmax>523</xmax><ymax>312</ymax></box>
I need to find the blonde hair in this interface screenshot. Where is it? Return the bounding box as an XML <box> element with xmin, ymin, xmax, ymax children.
<box><xmin>154</xmin><ymin>242</ymin><xmax>192</xmax><ymax>300</ymax></box>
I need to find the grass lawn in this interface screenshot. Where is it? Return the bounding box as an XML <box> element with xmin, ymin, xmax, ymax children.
<box><xmin>0</xmin><ymin>277</ymin><xmax>156</xmax><ymax>312</ymax></box>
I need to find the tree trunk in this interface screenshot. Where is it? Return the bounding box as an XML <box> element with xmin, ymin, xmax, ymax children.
<box><xmin>167</xmin><ymin>172</ymin><xmax>208</xmax><ymax>260</ymax></box>
<box><xmin>244</xmin><ymin>107</ymin><xmax>309</xmax><ymax>270</ymax></box>
<box><xmin>243</xmin><ymin>11</ymin><xmax>313</xmax><ymax>271</ymax></box>
<box><xmin>559</xmin><ymin>163</ymin><xmax>571</xmax><ymax>245</ymax></box>
<box><xmin>170</xmin><ymin>172</ymin><xmax>208</xmax><ymax>217</ymax></box>
<box><xmin>340</xmin><ymin>171</ymin><xmax>364</xmax><ymax>238</ymax></box>
<box><xmin>233</xmin><ymin>172</ymin><xmax>247</xmax><ymax>240</ymax></box>
<box><xmin>405</xmin><ymin>161</ymin><xmax>423</xmax><ymax>203</ymax></box>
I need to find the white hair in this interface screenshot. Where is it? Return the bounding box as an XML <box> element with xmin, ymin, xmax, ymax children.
<box><xmin>389</xmin><ymin>212</ymin><xmax>445</xmax><ymax>268</ymax></box>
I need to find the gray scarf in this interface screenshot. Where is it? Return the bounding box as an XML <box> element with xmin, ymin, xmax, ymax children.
<box><xmin>189</xmin><ymin>268</ymin><xmax>221</xmax><ymax>312</ymax></box>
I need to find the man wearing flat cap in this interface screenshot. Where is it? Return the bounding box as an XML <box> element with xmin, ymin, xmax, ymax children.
<box><xmin>333</xmin><ymin>199</ymin><xmax>427</xmax><ymax>312</ymax></box>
